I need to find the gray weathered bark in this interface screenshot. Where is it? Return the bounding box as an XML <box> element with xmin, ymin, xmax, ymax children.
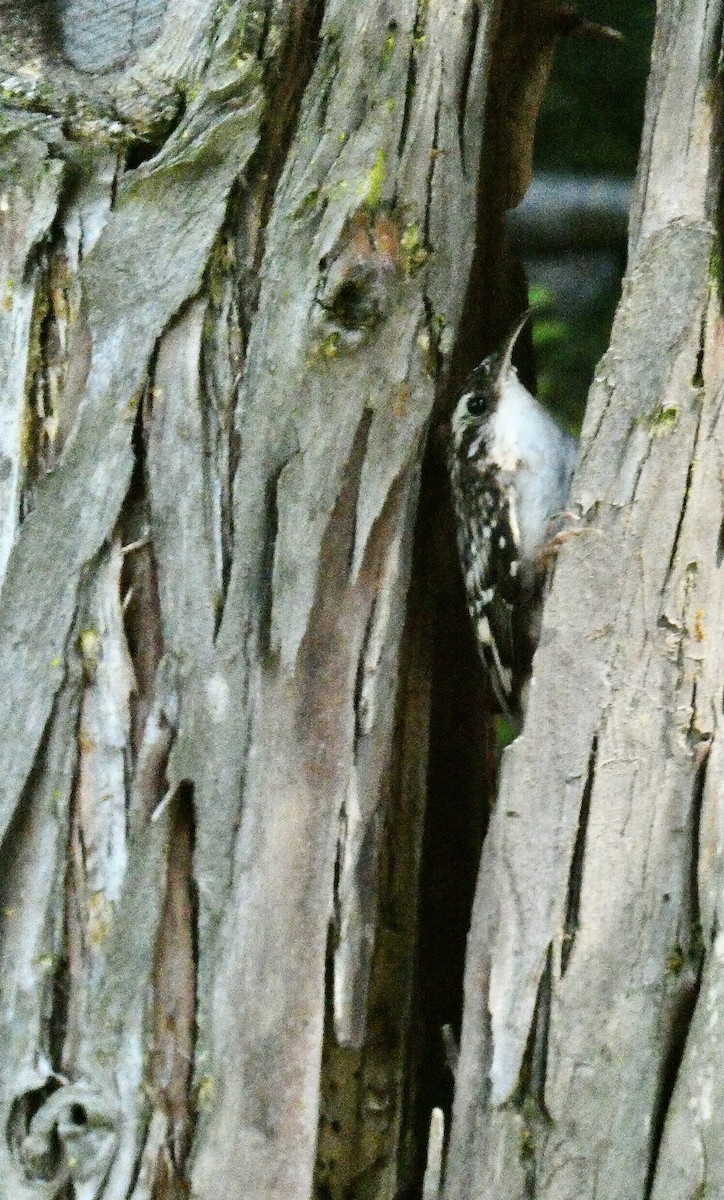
<box><xmin>3</xmin><ymin>2</ymin><xmax>722</xmax><ymax>1200</ymax></box>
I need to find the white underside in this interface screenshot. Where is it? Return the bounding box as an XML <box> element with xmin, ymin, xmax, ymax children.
<box><xmin>487</xmin><ymin>372</ymin><xmax>577</xmax><ymax>568</ymax></box>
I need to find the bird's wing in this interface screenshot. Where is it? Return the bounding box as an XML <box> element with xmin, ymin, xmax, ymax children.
<box><xmin>452</xmin><ymin>463</ymin><xmax>524</xmax><ymax>718</ymax></box>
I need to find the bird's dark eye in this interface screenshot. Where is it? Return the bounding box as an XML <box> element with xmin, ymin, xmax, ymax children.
<box><xmin>467</xmin><ymin>394</ymin><xmax>487</xmax><ymax>417</ymax></box>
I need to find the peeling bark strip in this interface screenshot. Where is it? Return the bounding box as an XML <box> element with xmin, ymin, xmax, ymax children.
<box><xmin>0</xmin><ymin>127</ymin><xmax>64</xmax><ymax>585</ymax></box>
<box><xmin>445</xmin><ymin>3</ymin><xmax>724</xmax><ymax>1200</ymax></box>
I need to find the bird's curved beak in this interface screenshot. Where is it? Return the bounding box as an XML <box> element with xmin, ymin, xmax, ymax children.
<box><xmin>498</xmin><ymin>307</ymin><xmax>536</xmax><ymax>379</ymax></box>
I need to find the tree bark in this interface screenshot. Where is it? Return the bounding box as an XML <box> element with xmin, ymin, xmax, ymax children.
<box><xmin>0</xmin><ymin>1</ymin><xmax>506</xmax><ymax>1197</ymax></box>
<box><xmin>3</xmin><ymin>2</ymin><xmax>722</xmax><ymax>1200</ymax></box>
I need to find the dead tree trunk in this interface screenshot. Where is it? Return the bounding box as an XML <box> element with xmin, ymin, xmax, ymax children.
<box><xmin>444</xmin><ymin>3</ymin><xmax>724</xmax><ymax>1199</ymax></box>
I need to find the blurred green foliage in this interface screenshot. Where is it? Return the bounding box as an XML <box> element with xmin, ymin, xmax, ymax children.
<box><xmin>530</xmin><ymin>284</ymin><xmax>613</xmax><ymax>434</ymax></box>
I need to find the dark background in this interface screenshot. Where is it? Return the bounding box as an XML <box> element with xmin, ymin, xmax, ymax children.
<box><xmin>527</xmin><ymin>0</ymin><xmax>656</xmax><ymax>429</ymax></box>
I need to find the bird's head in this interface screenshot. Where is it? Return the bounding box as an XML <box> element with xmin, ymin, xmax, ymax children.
<box><xmin>449</xmin><ymin>308</ymin><xmax>534</xmax><ymax>451</ymax></box>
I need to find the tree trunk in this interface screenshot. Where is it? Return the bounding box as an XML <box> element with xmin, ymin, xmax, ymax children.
<box><xmin>1</xmin><ymin>2</ymin><xmax>721</xmax><ymax>1200</ymax></box>
<box><xmin>445</xmin><ymin>2</ymin><xmax>724</xmax><ymax>1199</ymax></box>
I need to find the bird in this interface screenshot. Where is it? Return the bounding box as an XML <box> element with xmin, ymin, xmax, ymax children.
<box><xmin>447</xmin><ymin>310</ymin><xmax>578</xmax><ymax>722</ymax></box>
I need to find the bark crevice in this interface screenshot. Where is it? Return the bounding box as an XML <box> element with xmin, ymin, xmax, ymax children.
<box><xmin>561</xmin><ymin>735</ymin><xmax>597</xmax><ymax>976</ymax></box>
<box><xmin>456</xmin><ymin>0</ymin><xmax>483</xmax><ymax>175</ymax></box>
<box><xmin>644</xmin><ymin>744</ymin><xmax>708</xmax><ymax>1200</ymax></box>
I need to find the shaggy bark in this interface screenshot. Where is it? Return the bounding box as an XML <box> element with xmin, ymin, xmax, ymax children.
<box><xmin>3</xmin><ymin>2</ymin><xmax>721</xmax><ymax>1200</ymax></box>
<box><xmin>0</xmin><ymin>0</ymin><xmax>514</xmax><ymax>1196</ymax></box>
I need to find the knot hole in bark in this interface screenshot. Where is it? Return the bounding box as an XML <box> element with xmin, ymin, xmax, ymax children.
<box><xmin>314</xmin><ymin>212</ymin><xmax>418</xmax><ymax>352</ymax></box>
<box><xmin>8</xmin><ymin>1079</ymin><xmax>119</xmax><ymax>1186</ymax></box>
